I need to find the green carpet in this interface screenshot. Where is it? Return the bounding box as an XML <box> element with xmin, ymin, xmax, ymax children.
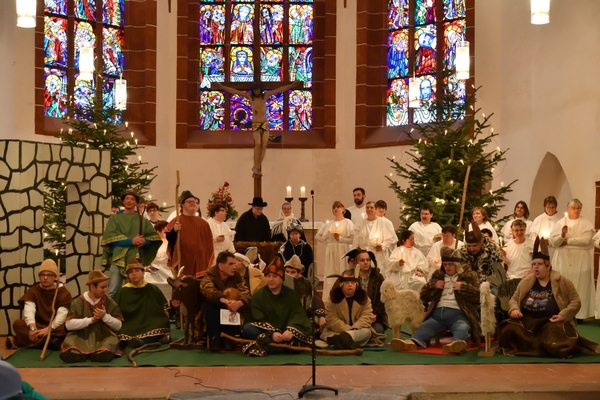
<box><xmin>7</xmin><ymin>320</ymin><xmax>600</xmax><ymax>368</ymax></box>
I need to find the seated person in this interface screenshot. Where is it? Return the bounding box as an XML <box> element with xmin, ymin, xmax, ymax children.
<box><xmin>347</xmin><ymin>249</ymin><xmax>388</xmax><ymax>334</ymax></box>
<box><xmin>391</xmin><ymin>246</ymin><xmax>481</xmax><ymax>354</ymax></box>
<box><xmin>114</xmin><ymin>258</ymin><xmax>170</xmax><ymax>348</ymax></box>
<box><xmin>200</xmin><ymin>251</ymin><xmax>251</xmax><ymax>352</ymax></box>
<box><xmin>0</xmin><ymin>360</ymin><xmax>50</xmax><ymax>400</ymax></box>
<box><xmin>234</xmin><ymin>252</ymin><xmax>266</xmax><ymax>295</ymax></box>
<box><xmin>320</xmin><ymin>269</ymin><xmax>386</xmax><ymax>349</ymax></box>
<box><xmin>498</xmin><ymin>238</ymin><xmax>600</xmax><ymax>358</ymax></box>
<box><xmin>241</xmin><ymin>256</ymin><xmax>313</xmax><ymax>356</ymax></box>
<box><xmin>271</xmin><ymin>202</ymin><xmax>306</xmax><ymax>243</ymax></box>
<box><xmin>61</xmin><ymin>271</ymin><xmax>123</xmax><ymax>363</ymax></box>
<box><xmin>284</xmin><ymin>255</ymin><xmax>326</xmax><ymax>332</ymax></box>
<box><xmin>144</xmin><ymin>220</ymin><xmax>173</xmax><ymax>301</ymax></box>
<box><xmin>279</xmin><ymin>223</ymin><xmax>313</xmax><ymax>273</ymax></box>
<box><xmin>10</xmin><ymin>259</ymin><xmax>72</xmax><ymax>350</ymax></box>
<box><xmin>387</xmin><ymin>230</ymin><xmax>429</xmax><ymax>292</ymax></box>
<box><xmin>427</xmin><ymin>225</ymin><xmax>464</xmax><ymax>278</ymax></box>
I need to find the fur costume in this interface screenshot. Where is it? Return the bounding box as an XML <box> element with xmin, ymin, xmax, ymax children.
<box><xmin>459</xmin><ymin>239</ymin><xmax>504</xmax><ymax>283</ymax></box>
<box><xmin>380</xmin><ymin>279</ymin><xmax>423</xmax><ymax>337</ymax></box>
<box><xmin>479</xmin><ymin>282</ymin><xmax>496</xmax><ymax>337</ymax></box>
<box><xmin>499</xmin><ymin>270</ymin><xmax>600</xmax><ymax>357</ymax></box>
<box><xmin>320</xmin><ymin>283</ymin><xmax>386</xmax><ymax>347</ymax></box>
<box><xmin>420</xmin><ymin>266</ymin><xmax>482</xmax><ymax>344</ymax></box>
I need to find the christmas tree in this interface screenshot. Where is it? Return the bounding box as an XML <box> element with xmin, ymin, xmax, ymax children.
<box><xmin>43</xmin><ymin>85</ymin><xmax>159</xmax><ymax>261</ymax></box>
<box><xmin>386</xmin><ymin>84</ymin><xmax>515</xmax><ymax>233</ymax></box>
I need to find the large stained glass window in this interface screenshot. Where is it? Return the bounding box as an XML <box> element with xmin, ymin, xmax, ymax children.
<box><xmin>43</xmin><ymin>0</ymin><xmax>125</xmax><ymax>120</ymax></box>
<box><xmin>387</xmin><ymin>0</ymin><xmax>467</xmax><ymax>126</ymax></box>
<box><xmin>199</xmin><ymin>0</ymin><xmax>313</xmax><ymax>132</ymax></box>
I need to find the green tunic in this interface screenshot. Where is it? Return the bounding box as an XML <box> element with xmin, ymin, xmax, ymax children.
<box><xmin>114</xmin><ymin>282</ymin><xmax>170</xmax><ymax>341</ymax></box>
<box><xmin>61</xmin><ymin>295</ymin><xmax>123</xmax><ymax>355</ymax></box>
<box><xmin>243</xmin><ymin>285</ymin><xmax>313</xmax><ymax>355</ymax></box>
<box><xmin>101</xmin><ymin>212</ymin><xmax>162</xmax><ymax>276</ymax></box>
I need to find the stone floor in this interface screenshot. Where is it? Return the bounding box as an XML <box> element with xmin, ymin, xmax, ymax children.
<box><xmin>3</xmin><ymin>339</ymin><xmax>600</xmax><ymax>399</ymax></box>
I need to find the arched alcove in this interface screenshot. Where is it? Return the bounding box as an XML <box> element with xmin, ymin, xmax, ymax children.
<box><xmin>529</xmin><ymin>152</ymin><xmax>571</xmax><ymax>216</ymax></box>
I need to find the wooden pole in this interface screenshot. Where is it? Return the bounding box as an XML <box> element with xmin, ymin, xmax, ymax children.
<box><xmin>174</xmin><ymin>171</ymin><xmax>184</xmax><ymax>331</ymax></box>
<box><xmin>455</xmin><ymin>165</ymin><xmax>472</xmax><ymax>248</ymax></box>
<box><xmin>254</xmin><ymin>174</ymin><xmax>261</xmax><ymax>198</ymax></box>
<box><xmin>40</xmin><ymin>258</ymin><xmax>61</xmax><ymax>361</ymax></box>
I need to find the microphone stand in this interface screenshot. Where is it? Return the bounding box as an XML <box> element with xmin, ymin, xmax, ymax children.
<box><xmin>298</xmin><ymin>190</ymin><xmax>338</xmax><ymax>398</ymax></box>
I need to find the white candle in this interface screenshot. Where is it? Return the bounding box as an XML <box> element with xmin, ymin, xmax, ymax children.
<box><xmin>499</xmin><ymin>237</ymin><xmax>503</xmax><ymax>247</ymax></box>
<box><xmin>300</xmin><ymin>186</ymin><xmax>306</xmax><ymax>197</ymax></box>
<box><xmin>362</xmin><ymin>213</ymin><xmax>365</xmax><ymax>219</ymax></box>
<box><xmin>286</xmin><ymin>186</ymin><xmax>292</xmax><ymax>197</ymax></box>
<box><xmin>564</xmin><ymin>212</ymin><xmax>568</xmax><ymax>227</ymax></box>
<box><xmin>400</xmin><ymin>247</ymin><xmax>404</xmax><ymax>261</ymax></box>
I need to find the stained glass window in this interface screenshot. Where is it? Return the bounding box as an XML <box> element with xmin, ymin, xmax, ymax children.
<box><xmin>387</xmin><ymin>0</ymin><xmax>468</xmax><ymax>126</ymax></box>
<box><xmin>43</xmin><ymin>0</ymin><xmax>125</xmax><ymax>120</ymax></box>
<box><xmin>199</xmin><ymin>0</ymin><xmax>314</xmax><ymax>132</ymax></box>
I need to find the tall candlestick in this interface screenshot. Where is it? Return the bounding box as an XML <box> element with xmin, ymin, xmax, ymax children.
<box><xmin>286</xmin><ymin>186</ymin><xmax>292</xmax><ymax>197</ymax></box>
<box><xmin>300</xmin><ymin>186</ymin><xmax>306</xmax><ymax>197</ymax></box>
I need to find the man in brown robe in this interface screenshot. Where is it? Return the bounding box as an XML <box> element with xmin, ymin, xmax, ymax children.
<box><xmin>166</xmin><ymin>190</ymin><xmax>214</xmax><ymax>277</ymax></box>
<box><xmin>10</xmin><ymin>259</ymin><xmax>72</xmax><ymax>350</ymax></box>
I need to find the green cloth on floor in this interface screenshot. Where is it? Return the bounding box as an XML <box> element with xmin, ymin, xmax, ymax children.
<box><xmin>6</xmin><ymin>320</ymin><xmax>600</xmax><ymax>368</ymax></box>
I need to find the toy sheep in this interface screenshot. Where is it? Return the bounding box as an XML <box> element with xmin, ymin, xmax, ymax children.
<box><xmin>380</xmin><ymin>279</ymin><xmax>424</xmax><ymax>339</ymax></box>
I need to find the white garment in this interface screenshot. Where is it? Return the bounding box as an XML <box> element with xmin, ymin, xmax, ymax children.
<box><xmin>352</xmin><ymin>217</ymin><xmax>397</xmax><ymax>273</ymax></box>
<box><xmin>468</xmin><ymin>221</ymin><xmax>499</xmax><ymax>245</ymax></box>
<box><xmin>549</xmin><ymin>216</ymin><xmax>595</xmax><ymax>319</ymax></box>
<box><xmin>504</xmin><ymin>238</ymin><xmax>533</xmax><ymax>279</ymax></box>
<box><xmin>347</xmin><ymin>204</ymin><xmax>366</xmax><ymax>226</ymax></box>
<box><xmin>426</xmin><ymin>240</ymin><xmax>464</xmax><ymax>278</ymax></box>
<box><xmin>530</xmin><ymin>212</ymin><xmax>561</xmax><ymax>239</ymax></box>
<box><xmin>145</xmin><ymin>239</ymin><xmax>173</xmax><ymax>301</ymax></box>
<box><xmin>167</xmin><ymin>210</ymin><xmax>178</xmax><ymax>222</ymax></box>
<box><xmin>64</xmin><ymin>292</ymin><xmax>122</xmax><ymax>331</ymax></box>
<box><xmin>501</xmin><ymin>217</ymin><xmax>532</xmax><ymax>240</ymax></box>
<box><xmin>437</xmin><ymin>274</ymin><xmax>460</xmax><ymax>309</ymax></box>
<box><xmin>408</xmin><ymin>221</ymin><xmax>442</xmax><ymax>256</ymax></box>
<box><xmin>24</xmin><ymin>299</ymin><xmax>68</xmax><ymax>331</ymax></box>
<box><xmin>387</xmin><ymin>246</ymin><xmax>428</xmax><ymax>292</ymax></box>
<box><xmin>316</xmin><ymin>218</ymin><xmax>354</xmax><ymax>302</ymax></box>
<box><xmin>207</xmin><ymin>217</ymin><xmax>236</xmax><ymax>264</ymax></box>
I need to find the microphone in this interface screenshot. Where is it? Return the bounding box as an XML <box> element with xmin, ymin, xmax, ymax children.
<box><xmin>311</xmin><ymin>190</ymin><xmax>314</xmax><ymax>197</ymax></box>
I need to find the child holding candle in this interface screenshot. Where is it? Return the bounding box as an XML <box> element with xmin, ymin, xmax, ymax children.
<box><xmin>315</xmin><ymin>201</ymin><xmax>354</xmax><ymax>302</ymax></box>
<box><xmin>387</xmin><ymin>230</ymin><xmax>429</xmax><ymax>292</ymax></box>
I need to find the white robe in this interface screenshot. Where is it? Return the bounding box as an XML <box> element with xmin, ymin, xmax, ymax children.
<box><xmin>500</xmin><ymin>217</ymin><xmax>532</xmax><ymax>240</ymax></box>
<box><xmin>530</xmin><ymin>212</ymin><xmax>561</xmax><ymax>239</ymax></box>
<box><xmin>207</xmin><ymin>217</ymin><xmax>236</xmax><ymax>265</ymax></box>
<box><xmin>145</xmin><ymin>239</ymin><xmax>173</xmax><ymax>301</ymax></box>
<box><xmin>549</xmin><ymin>216</ymin><xmax>595</xmax><ymax>319</ymax></box>
<box><xmin>408</xmin><ymin>221</ymin><xmax>442</xmax><ymax>256</ymax></box>
<box><xmin>469</xmin><ymin>221</ymin><xmax>499</xmax><ymax>245</ymax></box>
<box><xmin>315</xmin><ymin>218</ymin><xmax>354</xmax><ymax>302</ymax></box>
<box><xmin>426</xmin><ymin>239</ymin><xmax>464</xmax><ymax>278</ymax></box>
<box><xmin>346</xmin><ymin>204</ymin><xmax>366</xmax><ymax>227</ymax></box>
<box><xmin>352</xmin><ymin>217</ymin><xmax>397</xmax><ymax>271</ymax></box>
<box><xmin>504</xmin><ymin>238</ymin><xmax>533</xmax><ymax>279</ymax></box>
<box><xmin>387</xmin><ymin>246</ymin><xmax>428</xmax><ymax>292</ymax></box>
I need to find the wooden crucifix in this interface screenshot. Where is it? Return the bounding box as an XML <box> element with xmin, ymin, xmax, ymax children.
<box><xmin>212</xmin><ymin>81</ymin><xmax>302</xmax><ymax>196</ymax></box>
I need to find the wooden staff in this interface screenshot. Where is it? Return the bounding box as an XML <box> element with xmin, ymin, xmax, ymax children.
<box><xmin>127</xmin><ymin>337</ymin><xmax>184</xmax><ymax>367</ymax></box>
<box><xmin>220</xmin><ymin>332</ymin><xmax>364</xmax><ymax>356</ymax></box>
<box><xmin>455</xmin><ymin>165</ymin><xmax>472</xmax><ymax>249</ymax></box>
<box><xmin>138</xmin><ymin>200</ymin><xmax>147</xmax><ymax>262</ymax></box>
<box><xmin>174</xmin><ymin>170</ymin><xmax>184</xmax><ymax>330</ymax></box>
<box><xmin>40</xmin><ymin>258</ymin><xmax>61</xmax><ymax>361</ymax></box>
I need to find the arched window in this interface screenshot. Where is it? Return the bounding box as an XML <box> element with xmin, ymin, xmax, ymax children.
<box><xmin>387</xmin><ymin>0</ymin><xmax>467</xmax><ymax>126</ymax></box>
<box><xmin>43</xmin><ymin>0</ymin><xmax>125</xmax><ymax>119</ymax></box>
<box><xmin>177</xmin><ymin>0</ymin><xmax>336</xmax><ymax>149</ymax></box>
<box><xmin>36</xmin><ymin>0</ymin><xmax>158</xmax><ymax>145</ymax></box>
<box><xmin>355</xmin><ymin>0</ymin><xmax>473</xmax><ymax>148</ymax></box>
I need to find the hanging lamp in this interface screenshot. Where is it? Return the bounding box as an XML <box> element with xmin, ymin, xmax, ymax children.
<box><xmin>531</xmin><ymin>0</ymin><xmax>550</xmax><ymax>25</ymax></box>
<box><xmin>16</xmin><ymin>0</ymin><xmax>37</xmax><ymax>28</ymax></box>
<box><xmin>114</xmin><ymin>78</ymin><xmax>127</xmax><ymax>110</ymax></box>
<box><xmin>79</xmin><ymin>47</ymin><xmax>95</xmax><ymax>81</ymax></box>
<box><xmin>408</xmin><ymin>77</ymin><xmax>420</xmax><ymax>108</ymax></box>
<box><xmin>455</xmin><ymin>41</ymin><xmax>470</xmax><ymax>80</ymax></box>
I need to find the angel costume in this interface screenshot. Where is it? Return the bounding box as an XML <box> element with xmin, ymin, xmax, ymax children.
<box><xmin>206</xmin><ymin>217</ymin><xmax>236</xmax><ymax>265</ymax></box>
<box><xmin>352</xmin><ymin>217</ymin><xmax>397</xmax><ymax>272</ymax></box>
<box><xmin>387</xmin><ymin>245</ymin><xmax>429</xmax><ymax>292</ymax></box>
<box><xmin>315</xmin><ymin>218</ymin><xmax>354</xmax><ymax>302</ymax></box>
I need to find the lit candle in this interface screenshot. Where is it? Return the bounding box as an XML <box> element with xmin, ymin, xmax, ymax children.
<box><xmin>400</xmin><ymin>247</ymin><xmax>404</xmax><ymax>261</ymax></box>
<box><xmin>300</xmin><ymin>186</ymin><xmax>306</xmax><ymax>197</ymax></box>
<box><xmin>362</xmin><ymin>213</ymin><xmax>365</xmax><ymax>219</ymax></box>
<box><xmin>286</xmin><ymin>186</ymin><xmax>292</xmax><ymax>197</ymax></box>
<box><xmin>55</xmin><ymin>249</ymin><xmax>58</xmax><ymax>256</ymax></box>
<box><xmin>163</xmin><ymin>202</ymin><xmax>166</xmax><ymax>206</ymax></box>
<box><xmin>499</xmin><ymin>237</ymin><xmax>503</xmax><ymax>248</ymax></box>
<box><xmin>564</xmin><ymin>212</ymin><xmax>568</xmax><ymax>227</ymax></box>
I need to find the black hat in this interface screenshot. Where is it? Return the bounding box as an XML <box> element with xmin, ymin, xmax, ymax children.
<box><xmin>178</xmin><ymin>190</ymin><xmax>196</xmax><ymax>205</ymax></box>
<box><xmin>121</xmin><ymin>190</ymin><xmax>140</xmax><ymax>203</ymax></box>
<box><xmin>249</xmin><ymin>197</ymin><xmax>268</xmax><ymax>207</ymax></box>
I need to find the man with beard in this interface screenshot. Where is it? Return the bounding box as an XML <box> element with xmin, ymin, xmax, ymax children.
<box><xmin>346</xmin><ymin>187</ymin><xmax>367</xmax><ymax>226</ymax></box>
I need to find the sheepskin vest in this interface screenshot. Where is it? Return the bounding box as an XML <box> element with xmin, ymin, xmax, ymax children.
<box><xmin>420</xmin><ymin>267</ymin><xmax>482</xmax><ymax>344</ymax></box>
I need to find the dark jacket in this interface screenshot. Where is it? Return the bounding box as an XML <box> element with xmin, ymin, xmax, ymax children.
<box><xmin>234</xmin><ymin>209</ymin><xmax>272</xmax><ymax>242</ymax></box>
<box><xmin>362</xmin><ymin>267</ymin><xmax>388</xmax><ymax>329</ymax></box>
<box><xmin>200</xmin><ymin>265</ymin><xmax>251</xmax><ymax>308</ymax></box>
<box><xmin>420</xmin><ymin>266</ymin><xmax>481</xmax><ymax>344</ymax></box>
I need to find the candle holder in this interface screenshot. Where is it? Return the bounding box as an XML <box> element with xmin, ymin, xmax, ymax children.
<box><xmin>285</xmin><ymin>197</ymin><xmax>294</xmax><ymax>204</ymax></box>
<box><xmin>298</xmin><ymin>197</ymin><xmax>309</xmax><ymax>222</ymax></box>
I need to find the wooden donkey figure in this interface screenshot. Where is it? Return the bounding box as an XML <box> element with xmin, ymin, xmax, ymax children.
<box><xmin>167</xmin><ymin>267</ymin><xmax>204</xmax><ymax>348</ymax></box>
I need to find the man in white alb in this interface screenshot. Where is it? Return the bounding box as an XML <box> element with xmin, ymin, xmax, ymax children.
<box><xmin>346</xmin><ymin>187</ymin><xmax>367</xmax><ymax>226</ymax></box>
<box><xmin>352</xmin><ymin>202</ymin><xmax>397</xmax><ymax>266</ymax></box>
<box><xmin>409</xmin><ymin>205</ymin><xmax>442</xmax><ymax>256</ymax></box>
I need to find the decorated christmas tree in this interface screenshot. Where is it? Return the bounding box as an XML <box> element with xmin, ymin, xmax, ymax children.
<box><xmin>386</xmin><ymin>84</ymin><xmax>515</xmax><ymax>233</ymax></box>
<box><xmin>44</xmin><ymin>85</ymin><xmax>158</xmax><ymax>260</ymax></box>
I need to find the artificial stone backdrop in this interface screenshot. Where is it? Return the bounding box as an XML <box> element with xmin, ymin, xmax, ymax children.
<box><xmin>0</xmin><ymin>140</ymin><xmax>111</xmax><ymax>335</ymax></box>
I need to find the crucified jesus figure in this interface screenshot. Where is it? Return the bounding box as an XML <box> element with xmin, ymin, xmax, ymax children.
<box><xmin>213</xmin><ymin>81</ymin><xmax>303</xmax><ymax>178</ymax></box>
